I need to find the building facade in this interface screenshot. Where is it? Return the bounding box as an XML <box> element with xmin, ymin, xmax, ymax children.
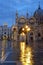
<box><xmin>11</xmin><ymin>5</ymin><xmax>43</xmax><ymax>51</ymax></box>
<box><xmin>0</xmin><ymin>24</ymin><xmax>11</xmax><ymax>40</ymax></box>
<box><xmin>15</xmin><ymin>5</ymin><xmax>43</xmax><ymax>42</ymax></box>
<box><xmin>0</xmin><ymin>5</ymin><xmax>43</xmax><ymax>49</ymax></box>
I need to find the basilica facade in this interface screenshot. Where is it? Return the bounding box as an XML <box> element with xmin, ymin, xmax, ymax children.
<box><xmin>11</xmin><ymin>5</ymin><xmax>43</xmax><ymax>51</ymax></box>
<box><xmin>0</xmin><ymin>5</ymin><xmax>43</xmax><ymax>52</ymax></box>
<box><xmin>12</xmin><ymin>5</ymin><xmax>43</xmax><ymax>42</ymax></box>
<box><xmin>0</xmin><ymin>5</ymin><xmax>43</xmax><ymax>43</ymax></box>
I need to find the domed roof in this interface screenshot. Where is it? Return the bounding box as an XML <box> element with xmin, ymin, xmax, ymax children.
<box><xmin>34</xmin><ymin>5</ymin><xmax>43</xmax><ymax>24</ymax></box>
<box><xmin>34</xmin><ymin>5</ymin><xmax>43</xmax><ymax>17</ymax></box>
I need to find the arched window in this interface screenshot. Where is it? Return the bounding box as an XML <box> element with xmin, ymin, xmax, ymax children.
<box><xmin>4</xmin><ymin>32</ymin><xmax>6</xmax><ymax>34</ymax></box>
<box><xmin>13</xmin><ymin>28</ymin><xmax>16</xmax><ymax>31</ymax></box>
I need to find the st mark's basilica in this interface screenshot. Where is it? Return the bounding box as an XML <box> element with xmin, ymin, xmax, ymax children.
<box><xmin>11</xmin><ymin>5</ymin><xmax>43</xmax><ymax>50</ymax></box>
<box><xmin>12</xmin><ymin>5</ymin><xmax>43</xmax><ymax>41</ymax></box>
<box><xmin>0</xmin><ymin>5</ymin><xmax>43</xmax><ymax>50</ymax></box>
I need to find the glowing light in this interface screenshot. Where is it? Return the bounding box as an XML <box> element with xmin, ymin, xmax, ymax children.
<box><xmin>20</xmin><ymin>32</ymin><xmax>25</xmax><ymax>36</ymax></box>
<box><xmin>25</xmin><ymin>25</ymin><xmax>29</xmax><ymax>29</ymax></box>
<box><xmin>22</xmin><ymin>25</ymin><xmax>31</xmax><ymax>32</ymax></box>
<box><xmin>20</xmin><ymin>42</ymin><xmax>26</xmax><ymax>65</ymax></box>
<box><xmin>20</xmin><ymin>42</ymin><xmax>33</xmax><ymax>65</ymax></box>
<box><xmin>25</xmin><ymin>47</ymin><xmax>32</xmax><ymax>65</ymax></box>
<box><xmin>26</xmin><ymin>27</ymin><xmax>30</xmax><ymax>32</ymax></box>
<box><xmin>25</xmin><ymin>25</ymin><xmax>31</xmax><ymax>32</ymax></box>
<box><xmin>22</xmin><ymin>28</ymin><xmax>25</xmax><ymax>31</ymax></box>
<box><xmin>20</xmin><ymin>42</ymin><xmax>26</xmax><ymax>52</ymax></box>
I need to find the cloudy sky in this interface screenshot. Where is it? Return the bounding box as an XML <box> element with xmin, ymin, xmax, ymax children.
<box><xmin>0</xmin><ymin>0</ymin><xmax>43</xmax><ymax>27</ymax></box>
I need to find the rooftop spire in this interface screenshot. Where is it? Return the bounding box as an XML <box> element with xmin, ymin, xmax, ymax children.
<box><xmin>16</xmin><ymin>10</ymin><xmax>18</xmax><ymax>17</ymax></box>
<box><xmin>26</xmin><ymin>9</ymin><xmax>29</xmax><ymax>19</ymax></box>
<box><xmin>16</xmin><ymin>10</ymin><xmax>18</xmax><ymax>24</ymax></box>
<box><xmin>38</xmin><ymin>1</ymin><xmax>41</xmax><ymax>9</ymax></box>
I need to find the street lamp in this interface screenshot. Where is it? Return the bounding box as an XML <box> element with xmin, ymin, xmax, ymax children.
<box><xmin>20</xmin><ymin>32</ymin><xmax>25</xmax><ymax>36</ymax></box>
<box><xmin>22</xmin><ymin>25</ymin><xmax>31</xmax><ymax>45</ymax></box>
<box><xmin>22</xmin><ymin>25</ymin><xmax>30</xmax><ymax>32</ymax></box>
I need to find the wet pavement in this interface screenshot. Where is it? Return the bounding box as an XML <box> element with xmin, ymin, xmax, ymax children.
<box><xmin>0</xmin><ymin>63</ymin><xmax>16</xmax><ymax>65</ymax></box>
<box><xmin>0</xmin><ymin>40</ymin><xmax>43</xmax><ymax>65</ymax></box>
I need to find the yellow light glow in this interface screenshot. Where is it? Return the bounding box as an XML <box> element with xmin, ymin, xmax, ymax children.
<box><xmin>25</xmin><ymin>25</ymin><xmax>31</xmax><ymax>32</ymax></box>
<box><xmin>25</xmin><ymin>25</ymin><xmax>29</xmax><ymax>29</ymax></box>
<box><xmin>20</xmin><ymin>42</ymin><xmax>26</xmax><ymax>65</ymax></box>
<box><xmin>25</xmin><ymin>47</ymin><xmax>32</xmax><ymax>65</ymax></box>
<box><xmin>22</xmin><ymin>28</ymin><xmax>25</xmax><ymax>31</ymax></box>
<box><xmin>20</xmin><ymin>32</ymin><xmax>25</xmax><ymax>36</ymax></box>
<box><xmin>20</xmin><ymin>42</ymin><xmax>33</xmax><ymax>65</ymax></box>
<box><xmin>20</xmin><ymin>42</ymin><xmax>26</xmax><ymax>52</ymax></box>
<box><xmin>27</xmin><ymin>27</ymin><xmax>30</xmax><ymax>32</ymax></box>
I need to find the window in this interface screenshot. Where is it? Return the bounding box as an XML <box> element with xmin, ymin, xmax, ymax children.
<box><xmin>38</xmin><ymin>33</ymin><xmax>41</xmax><ymax>37</ymax></box>
<box><xmin>4</xmin><ymin>32</ymin><xmax>6</xmax><ymax>34</ymax></box>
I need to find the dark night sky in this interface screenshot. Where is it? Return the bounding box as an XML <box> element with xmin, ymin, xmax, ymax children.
<box><xmin>0</xmin><ymin>0</ymin><xmax>43</xmax><ymax>27</ymax></box>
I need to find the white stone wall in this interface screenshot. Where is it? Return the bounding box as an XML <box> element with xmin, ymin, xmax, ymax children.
<box><xmin>2</xmin><ymin>25</ymin><xmax>8</xmax><ymax>39</ymax></box>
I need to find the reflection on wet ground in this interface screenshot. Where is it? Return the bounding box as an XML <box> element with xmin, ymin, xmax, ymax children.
<box><xmin>0</xmin><ymin>40</ymin><xmax>43</xmax><ymax>65</ymax></box>
<box><xmin>20</xmin><ymin>42</ymin><xmax>33</xmax><ymax>65</ymax></box>
<box><xmin>0</xmin><ymin>63</ymin><xmax>16</xmax><ymax>65</ymax></box>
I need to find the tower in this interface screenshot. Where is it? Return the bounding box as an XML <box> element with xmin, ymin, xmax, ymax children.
<box><xmin>26</xmin><ymin>9</ymin><xmax>29</xmax><ymax>19</ymax></box>
<box><xmin>26</xmin><ymin>9</ymin><xmax>29</xmax><ymax>24</ymax></box>
<box><xmin>16</xmin><ymin>10</ymin><xmax>18</xmax><ymax>25</ymax></box>
<box><xmin>38</xmin><ymin>1</ymin><xmax>41</xmax><ymax>9</ymax></box>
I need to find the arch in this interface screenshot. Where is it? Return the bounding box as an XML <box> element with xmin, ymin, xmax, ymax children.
<box><xmin>37</xmin><ymin>32</ymin><xmax>41</xmax><ymax>40</ymax></box>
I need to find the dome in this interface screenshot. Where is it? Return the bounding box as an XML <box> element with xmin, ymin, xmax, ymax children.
<box><xmin>34</xmin><ymin>5</ymin><xmax>43</xmax><ymax>18</ymax></box>
<box><xmin>34</xmin><ymin>5</ymin><xmax>43</xmax><ymax>24</ymax></box>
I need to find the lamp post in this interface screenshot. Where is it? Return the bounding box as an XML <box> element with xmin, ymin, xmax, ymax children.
<box><xmin>22</xmin><ymin>25</ymin><xmax>31</xmax><ymax>45</ymax></box>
